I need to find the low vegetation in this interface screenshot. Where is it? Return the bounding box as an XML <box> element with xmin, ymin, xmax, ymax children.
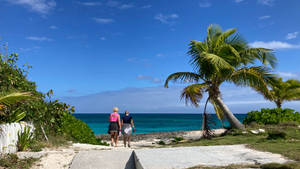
<box><xmin>17</xmin><ymin>127</ymin><xmax>34</xmax><ymax>151</ymax></box>
<box><xmin>243</xmin><ymin>108</ymin><xmax>300</xmax><ymax>125</ymax></box>
<box><xmin>0</xmin><ymin>154</ymin><xmax>39</xmax><ymax>169</ymax></box>
<box><xmin>189</xmin><ymin>163</ymin><xmax>298</xmax><ymax>169</ymax></box>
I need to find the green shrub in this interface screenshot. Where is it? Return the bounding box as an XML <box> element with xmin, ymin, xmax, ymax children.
<box><xmin>17</xmin><ymin>127</ymin><xmax>34</xmax><ymax>151</ymax></box>
<box><xmin>267</xmin><ymin>130</ymin><xmax>287</xmax><ymax>140</ymax></box>
<box><xmin>174</xmin><ymin>137</ymin><xmax>184</xmax><ymax>142</ymax></box>
<box><xmin>158</xmin><ymin>140</ymin><xmax>166</xmax><ymax>145</ymax></box>
<box><xmin>172</xmin><ymin>137</ymin><xmax>184</xmax><ymax>143</ymax></box>
<box><xmin>60</xmin><ymin>113</ymin><xmax>108</xmax><ymax>145</ymax></box>
<box><xmin>243</xmin><ymin>108</ymin><xmax>300</xmax><ymax>125</ymax></box>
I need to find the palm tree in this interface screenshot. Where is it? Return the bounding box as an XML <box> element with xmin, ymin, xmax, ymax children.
<box><xmin>264</xmin><ymin>77</ymin><xmax>300</xmax><ymax>108</ymax></box>
<box><xmin>164</xmin><ymin>25</ymin><xmax>276</xmax><ymax>129</ymax></box>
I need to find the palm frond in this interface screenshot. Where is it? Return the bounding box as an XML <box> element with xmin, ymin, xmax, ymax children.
<box><xmin>229</xmin><ymin>66</ymin><xmax>275</xmax><ymax>98</ymax></box>
<box><xmin>0</xmin><ymin>92</ymin><xmax>32</xmax><ymax>107</ymax></box>
<box><xmin>180</xmin><ymin>83</ymin><xmax>207</xmax><ymax>107</ymax></box>
<box><xmin>199</xmin><ymin>52</ymin><xmax>234</xmax><ymax>71</ymax></box>
<box><xmin>240</xmin><ymin>48</ymin><xmax>277</xmax><ymax>68</ymax></box>
<box><xmin>164</xmin><ymin>72</ymin><xmax>202</xmax><ymax>88</ymax></box>
<box><xmin>210</xmin><ymin>99</ymin><xmax>225</xmax><ymax>121</ymax></box>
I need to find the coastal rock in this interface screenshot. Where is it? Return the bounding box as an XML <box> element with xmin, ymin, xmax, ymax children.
<box><xmin>250</xmin><ymin>129</ymin><xmax>265</xmax><ymax>134</ymax></box>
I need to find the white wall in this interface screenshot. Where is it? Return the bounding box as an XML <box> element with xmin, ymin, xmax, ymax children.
<box><xmin>0</xmin><ymin>122</ymin><xmax>34</xmax><ymax>154</ymax></box>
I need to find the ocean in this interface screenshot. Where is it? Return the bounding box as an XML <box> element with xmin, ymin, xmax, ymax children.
<box><xmin>73</xmin><ymin>113</ymin><xmax>247</xmax><ymax>135</ymax></box>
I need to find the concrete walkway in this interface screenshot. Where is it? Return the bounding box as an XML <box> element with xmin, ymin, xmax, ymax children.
<box><xmin>134</xmin><ymin>145</ymin><xmax>288</xmax><ymax>169</ymax></box>
<box><xmin>70</xmin><ymin>149</ymin><xmax>135</xmax><ymax>169</ymax></box>
<box><xmin>69</xmin><ymin>145</ymin><xmax>289</xmax><ymax>169</ymax></box>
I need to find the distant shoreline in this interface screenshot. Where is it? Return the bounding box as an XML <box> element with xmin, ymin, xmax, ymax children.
<box><xmin>96</xmin><ymin>129</ymin><xmax>226</xmax><ymax>141</ymax></box>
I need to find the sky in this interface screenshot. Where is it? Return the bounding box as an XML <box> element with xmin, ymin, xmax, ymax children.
<box><xmin>0</xmin><ymin>0</ymin><xmax>300</xmax><ymax>113</ymax></box>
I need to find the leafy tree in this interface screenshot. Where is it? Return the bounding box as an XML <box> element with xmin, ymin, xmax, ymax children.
<box><xmin>165</xmin><ymin>25</ymin><xmax>276</xmax><ymax>129</ymax></box>
<box><xmin>0</xmin><ymin>44</ymin><xmax>106</xmax><ymax>145</ymax></box>
<box><xmin>265</xmin><ymin>77</ymin><xmax>300</xmax><ymax>108</ymax></box>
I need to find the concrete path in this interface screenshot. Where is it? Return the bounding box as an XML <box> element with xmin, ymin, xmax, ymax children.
<box><xmin>134</xmin><ymin>145</ymin><xmax>288</xmax><ymax>169</ymax></box>
<box><xmin>70</xmin><ymin>149</ymin><xmax>135</xmax><ymax>169</ymax></box>
<box><xmin>69</xmin><ymin>145</ymin><xmax>289</xmax><ymax>169</ymax></box>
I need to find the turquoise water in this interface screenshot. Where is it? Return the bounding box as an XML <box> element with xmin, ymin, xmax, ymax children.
<box><xmin>73</xmin><ymin>113</ymin><xmax>247</xmax><ymax>135</ymax></box>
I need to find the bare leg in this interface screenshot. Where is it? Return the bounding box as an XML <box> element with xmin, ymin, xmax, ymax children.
<box><xmin>110</xmin><ymin>132</ymin><xmax>115</xmax><ymax>146</ymax></box>
<box><xmin>127</xmin><ymin>136</ymin><xmax>131</xmax><ymax>147</ymax></box>
<box><xmin>123</xmin><ymin>136</ymin><xmax>127</xmax><ymax>147</ymax></box>
<box><xmin>115</xmin><ymin>133</ymin><xmax>119</xmax><ymax>147</ymax></box>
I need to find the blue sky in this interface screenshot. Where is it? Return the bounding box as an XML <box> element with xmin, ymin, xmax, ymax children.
<box><xmin>1</xmin><ymin>0</ymin><xmax>300</xmax><ymax>113</ymax></box>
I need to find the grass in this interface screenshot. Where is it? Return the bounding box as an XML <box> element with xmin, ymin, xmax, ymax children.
<box><xmin>166</xmin><ymin>123</ymin><xmax>300</xmax><ymax>169</ymax></box>
<box><xmin>29</xmin><ymin>134</ymin><xmax>72</xmax><ymax>152</ymax></box>
<box><xmin>188</xmin><ymin>164</ymin><xmax>260</xmax><ymax>169</ymax></box>
<box><xmin>0</xmin><ymin>154</ymin><xmax>39</xmax><ymax>169</ymax></box>
<box><xmin>188</xmin><ymin>163</ymin><xmax>300</xmax><ymax>169</ymax></box>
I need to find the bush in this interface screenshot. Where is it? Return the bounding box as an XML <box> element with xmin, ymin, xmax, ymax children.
<box><xmin>243</xmin><ymin>108</ymin><xmax>300</xmax><ymax>125</ymax></box>
<box><xmin>60</xmin><ymin>113</ymin><xmax>107</xmax><ymax>145</ymax></box>
<box><xmin>0</xmin><ymin>154</ymin><xmax>38</xmax><ymax>169</ymax></box>
<box><xmin>172</xmin><ymin>137</ymin><xmax>184</xmax><ymax>143</ymax></box>
<box><xmin>158</xmin><ymin>140</ymin><xmax>166</xmax><ymax>145</ymax></box>
<box><xmin>267</xmin><ymin>130</ymin><xmax>287</xmax><ymax>140</ymax></box>
<box><xmin>17</xmin><ymin>127</ymin><xmax>34</xmax><ymax>151</ymax></box>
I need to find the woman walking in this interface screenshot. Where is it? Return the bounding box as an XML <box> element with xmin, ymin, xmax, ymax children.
<box><xmin>108</xmin><ymin>107</ymin><xmax>121</xmax><ymax>147</ymax></box>
<box><xmin>121</xmin><ymin>110</ymin><xmax>135</xmax><ymax>147</ymax></box>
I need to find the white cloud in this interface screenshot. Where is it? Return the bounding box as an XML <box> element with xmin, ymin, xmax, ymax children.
<box><xmin>141</xmin><ymin>5</ymin><xmax>152</xmax><ymax>9</ymax></box>
<box><xmin>93</xmin><ymin>18</ymin><xmax>114</xmax><ymax>24</ymax></box>
<box><xmin>258</xmin><ymin>0</ymin><xmax>274</xmax><ymax>6</ymax></box>
<box><xmin>259</xmin><ymin>15</ymin><xmax>271</xmax><ymax>20</ymax></box>
<box><xmin>26</xmin><ymin>36</ymin><xmax>52</xmax><ymax>41</ymax></box>
<box><xmin>249</xmin><ymin>41</ymin><xmax>300</xmax><ymax>49</ymax></box>
<box><xmin>105</xmin><ymin>0</ymin><xmax>134</xmax><ymax>9</ymax></box>
<box><xmin>100</xmin><ymin>37</ymin><xmax>106</xmax><ymax>40</ymax></box>
<box><xmin>286</xmin><ymin>32</ymin><xmax>298</xmax><ymax>40</ymax></box>
<box><xmin>235</xmin><ymin>0</ymin><xmax>244</xmax><ymax>3</ymax></box>
<box><xmin>6</xmin><ymin>0</ymin><xmax>56</xmax><ymax>14</ymax></box>
<box><xmin>61</xmin><ymin>85</ymin><xmax>300</xmax><ymax>113</ymax></box>
<box><xmin>19</xmin><ymin>46</ymin><xmax>40</xmax><ymax>52</ymax></box>
<box><xmin>49</xmin><ymin>25</ymin><xmax>58</xmax><ymax>29</ymax></box>
<box><xmin>154</xmin><ymin>13</ymin><xmax>179</xmax><ymax>25</ymax></box>
<box><xmin>137</xmin><ymin>75</ymin><xmax>162</xmax><ymax>84</ymax></box>
<box><xmin>199</xmin><ymin>1</ymin><xmax>211</xmax><ymax>8</ymax></box>
<box><xmin>278</xmin><ymin>72</ymin><xmax>298</xmax><ymax>79</ymax></box>
<box><xmin>119</xmin><ymin>4</ymin><xmax>134</xmax><ymax>9</ymax></box>
<box><xmin>77</xmin><ymin>1</ymin><xmax>102</xmax><ymax>6</ymax></box>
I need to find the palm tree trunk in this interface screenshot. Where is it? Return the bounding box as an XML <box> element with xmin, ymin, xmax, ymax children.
<box><xmin>276</xmin><ymin>101</ymin><xmax>282</xmax><ymax>108</ymax></box>
<box><xmin>213</xmin><ymin>96</ymin><xmax>245</xmax><ymax>129</ymax></box>
<box><xmin>202</xmin><ymin>97</ymin><xmax>209</xmax><ymax>130</ymax></box>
